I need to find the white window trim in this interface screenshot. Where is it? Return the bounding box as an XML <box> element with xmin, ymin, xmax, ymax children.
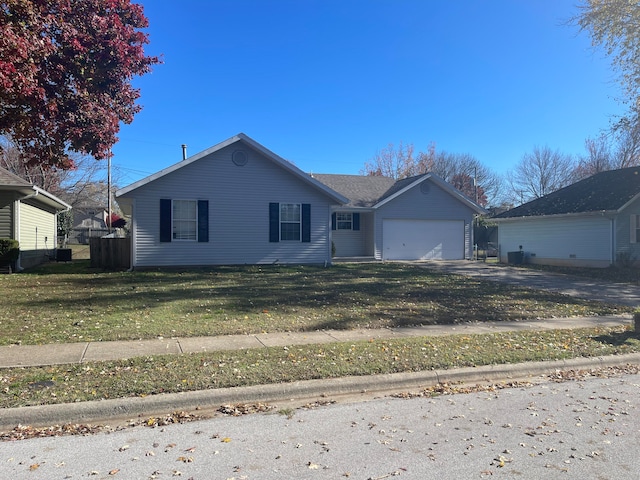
<box><xmin>336</xmin><ymin>212</ymin><xmax>353</xmax><ymax>230</ymax></box>
<box><xmin>632</xmin><ymin>214</ymin><xmax>640</xmax><ymax>244</ymax></box>
<box><xmin>280</xmin><ymin>203</ymin><xmax>302</xmax><ymax>241</ymax></box>
<box><xmin>172</xmin><ymin>199</ymin><xmax>198</xmax><ymax>241</ymax></box>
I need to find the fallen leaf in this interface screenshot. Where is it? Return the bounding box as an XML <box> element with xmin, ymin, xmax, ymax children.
<box><xmin>222</xmin><ymin>437</ymin><xmax>232</xmax><ymax>443</ymax></box>
<box><xmin>109</xmin><ymin>469</ymin><xmax>120</xmax><ymax>475</ymax></box>
<box><xmin>29</xmin><ymin>464</ymin><xmax>39</xmax><ymax>471</ymax></box>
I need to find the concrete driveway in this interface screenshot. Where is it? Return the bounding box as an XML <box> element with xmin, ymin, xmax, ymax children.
<box><xmin>422</xmin><ymin>260</ymin><xmax>640</xmax><ymax>308</ymax></box>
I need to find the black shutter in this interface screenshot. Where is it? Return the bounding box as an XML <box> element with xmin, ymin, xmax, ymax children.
<box><xmin>331</xmin><ymin>212</ymin><xmax>336</xmax><ymax>230</ymax></box>
<box><xmin>269</xmin><ymin>203</ymin><xmax>279</xmax><ymax>242</ymax></box>
<box><xmin>160</xmin><ymin>199</ymin><xmax>172</xmax><ymax>242</ymax></box>
<box><xmin>197</xmin><ymin>200</ymin><xmax>209</xmax><ymax>242</ymax></box>
<box><xmin>302</xmin><ymin>203</ymin><xmax>311</xmax><ymax>242</ymax></box>
<box><xmin>353</xmin><ymin>213</ymin><xmax>360</xmax><ymax>231</ymax></box>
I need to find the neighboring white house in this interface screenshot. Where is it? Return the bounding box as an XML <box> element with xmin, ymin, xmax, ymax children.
<box><xmin>493</xmin><ymin>166</ymin><xmax>640</xmax><ymax>268</ymax></box>
<box><xmin>116</xmin><ymin>133</ymin><xmax>486</xmax><ymax>268</ymax></box>
<box><xmin>0</xmin><ymin>166</ymin><xmax>71</xmax><ymax>270</ymax></box>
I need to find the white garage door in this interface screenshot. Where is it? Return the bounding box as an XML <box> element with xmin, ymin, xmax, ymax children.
<box><xmin>383</xmin><ymin>219</ymin><xmax>464</xmax><ymax>260</ymax></box>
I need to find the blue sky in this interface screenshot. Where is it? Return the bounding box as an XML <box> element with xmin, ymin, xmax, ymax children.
<box><xmin>111</xmin><ymin>0</ymin><xmax>623</xmax><ymax>187</ymax></box>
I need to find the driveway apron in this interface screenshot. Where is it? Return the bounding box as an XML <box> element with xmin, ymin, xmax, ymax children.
<box><xmin>422</xmin><ymin>260</ymin><xmax>640</xmax><ymax>307</ymax></box>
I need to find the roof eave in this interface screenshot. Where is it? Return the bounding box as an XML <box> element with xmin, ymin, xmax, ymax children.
<box><xmin>30</xmin><ymin>186</ymin><xmax>72</xmax><ymax>211</ymax></box>
<box><xmin>493</xmin><ymin>210</ymin><xmax>617</xmax><ymax>222</ymax></box>
<box><xmin>331</xmin><ymin>205</ymin><xmax>376</xmax><ymax>212</ymax></box>
<box><xmin>116</xmin><ymin>133</ymin><xmax>348</xmax><ymax>205</ymax></box>
<box><xmin>617</xmin><ymin>192</ymin><xmax>640</xmax><ymax>213</ymax></box>
<box><xmin>373</xmin><ymin>174</ymin><xmax>487</xmax><ymax>214</ymax></box>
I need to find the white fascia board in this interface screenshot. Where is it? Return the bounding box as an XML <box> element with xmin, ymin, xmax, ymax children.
<box><xmin>617</xmin><ymin>192</ymin><xmax>640</xmax><ymax>213</ymax></box>
<box><xmin>331</xmin><ymin>206</ymin><xmax>375</xmax><ymax>212</ymax></box>
<box><xmin>116</xmin><ymin>135</ymin><xmax>244</xmax><ymax>197</ymax></box>
<box><xmin>23</xmin><ymin>186</ymin><xmax>71</xmax><ymax>211</ymax></box>
<box><xmin>373</xmin><ymin>173</ymin><xmax>487</xmax><ymax>214</ymax></box>
<box><xmin>492</xmin><ymin>210</ymin><xmax>617</xmax><ymax>223</ymax></box>
<box><xmin>236</xmin><ymin>134</ymin><xmax>349</xmax><ymax>205</ymax></box>
<box><xmin>116</xmin><ymin>133</ymin><xmax>348</xmax><ymax>205</ymax></box>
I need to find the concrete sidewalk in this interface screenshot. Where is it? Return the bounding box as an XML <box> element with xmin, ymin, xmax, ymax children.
<box><xmin>0</xmin><ymin>315</ymin><xmax>632</xmax><ymax>368</ymax></box>
<box><xmin>0</xmin><ymin>314</ymin><xmax>637</xmax><ymax>431</ymax></box>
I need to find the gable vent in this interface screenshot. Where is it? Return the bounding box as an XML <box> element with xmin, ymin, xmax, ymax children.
<box><xmin>232</xmin><ymin>150</ymin><xmax>248</xmax><ymax>166</ymax></box>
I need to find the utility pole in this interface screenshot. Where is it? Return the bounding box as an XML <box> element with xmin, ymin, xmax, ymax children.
<box><xmin>107</xmin><ymin>151</ymin><xmax>112</xmax><ymax>235</ymax></box>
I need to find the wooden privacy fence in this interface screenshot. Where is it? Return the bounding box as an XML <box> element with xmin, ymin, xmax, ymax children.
<box><xmin>90</xmin><ymin>237</ymin><xmax>131</xmax><ymax>269</ymax></box>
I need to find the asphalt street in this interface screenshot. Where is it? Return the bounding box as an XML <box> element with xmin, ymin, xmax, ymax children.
<box><xmin>2</xmin><ymin>371</ymin><xmax>640</xmax><ymax>479</ymax></box>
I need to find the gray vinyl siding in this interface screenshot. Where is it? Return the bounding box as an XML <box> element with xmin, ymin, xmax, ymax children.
<box><xmin>498</xmin><ymin>216</ymin><xmax>613</xmax><ymax>267</ymax></box>
<box><xmin>121</xmin><ymin>144</ymin><xmax>336</xmax><ymax>267</ymax></box>
<box><xmin>332</xmin><ymin>213</ymin><xmax>370</xmax><ymax>257</ymax></box>
<box><xmin>363</xmin><ymin>212</ymin><xmax>375</xmax><ymax>256</ymax></box>
<box><xmin>0</xmin><ymin>191</ymin><xmax>15</xmax><ymax>238</ymax></box>
<box><xmin>373</xmin><ymin>179</ymin><xmax>476</xmax><ymax>260</ymax></box>
<box><xmin>617</xmin><ymin>196</ymin><xmax>640</xmax><ymax>261</ymax></box>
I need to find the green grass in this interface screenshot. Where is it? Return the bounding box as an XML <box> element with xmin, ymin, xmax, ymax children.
<box><xmin>0</xmin><ymin>262</ymin><xmax>630</xmax><ymax>345</ymax></box>
<box><xmin>1</xmin><ymin>326</ymin><xmax>638</xmax><ymax>409</ymax></box>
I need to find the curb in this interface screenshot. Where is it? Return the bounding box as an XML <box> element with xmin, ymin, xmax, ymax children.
<box><xmin>2</xmin><ymin>353</ymin><xmax>640</xmax><ymax>431</ymax></box>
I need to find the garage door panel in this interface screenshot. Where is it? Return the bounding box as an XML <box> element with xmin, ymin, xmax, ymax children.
<box><xmin>383</xmin><ymin>219</ymin><xmax>463</xmax><ymax>260</ymax></box>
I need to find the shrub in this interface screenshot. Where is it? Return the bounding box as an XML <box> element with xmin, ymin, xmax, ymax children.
<box><xmin>616</xmin><ymin>251</ymin><xmax>637</xmax><ymax>268</ymax></box>
<box><xmin>0</xmin><ymin>238</ymin><xmax>19</xmax><ymax>267</ymax></box>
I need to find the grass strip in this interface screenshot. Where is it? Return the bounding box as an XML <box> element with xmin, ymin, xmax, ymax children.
<box><xmin>2</xmin><ymin>326</ymin><xmax>638</xmax><ymax>409</ymax></box>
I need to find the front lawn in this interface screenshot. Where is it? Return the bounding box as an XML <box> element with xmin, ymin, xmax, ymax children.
<box><xmin>2</xmin><ymin>326</ymin><xmax>639</xmax><ymax>409</ymax></box>
<box><xmin>0</xmin><ymin>262</ymin><xmax>630</xmax><ymax>346</ymax></box>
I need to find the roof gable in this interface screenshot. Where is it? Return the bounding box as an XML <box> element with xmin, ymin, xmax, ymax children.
<box><xmin>312</xmin><ymin>173</ymin><xmax>486</xmax><ymax>214</ymax></box>
<box><xmin>495</xmin><ymin>167</ymin><xmax>640</xmax><ymax>219</ymax></box>
<box><xmin>116</xmin><ymin>133</ymin><xmax>348</xmax><ymax>204</ymax></box>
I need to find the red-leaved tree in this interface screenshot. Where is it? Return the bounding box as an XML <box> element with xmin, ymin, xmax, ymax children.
<box><xmin>0</xmin><ymin>0</ymin><xmax>160</xmax><ymax>169</ymax></box>
<box><xmin>451</xmin><ymin>173</ymin><xmax>487</xmax><ymax>207</ymax></box>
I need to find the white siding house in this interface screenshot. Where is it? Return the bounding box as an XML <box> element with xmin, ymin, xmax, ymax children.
<box><xmin>493</xmin><ymin>167</ymin><xmax>640</xmax><ymax>268</ymax></box>
<box><xmin>117</xmin><ymin>134</ymin><xmax>487</xmax><ymax>268</ymax></box>
<box><xmin>497</xmin><ymin>214</ymin><xmax>614</xmax><ymax>267</ymax></box>
<box><xmin>116</xmin><ymin>134</ymin><xmax>348</xmax><ymax>268</ymax></box>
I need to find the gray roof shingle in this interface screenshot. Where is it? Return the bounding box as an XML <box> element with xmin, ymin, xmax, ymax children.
<box><xmin>495</xmin><ymin>166</ymin><xmax>640</xmax><ymax>218</ymax></box>
<box><xmin>0</xmin><ymin>166</ymin><xmax>31</xmax><ymax>187</ymax></box>
<box><xmin>310</xmin><ymin>174</ymin><xmax>397</xmax><ymax>207</ymax></box>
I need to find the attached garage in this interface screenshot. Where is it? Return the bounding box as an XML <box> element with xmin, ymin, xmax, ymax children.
<box><xmin>382</xmin><ymin>219</ymin><xmax>464</xmax><ymax>260</ymax></box>
<box><xmin>312</xmin><ymin>172</ymin><xmax>486</xmax><ymax>262</ymax></box>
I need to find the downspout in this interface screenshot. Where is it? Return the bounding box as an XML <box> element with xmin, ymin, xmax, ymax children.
<box><xmin>327</xmin><ymin>205</ymin><xmax>333</xmax><ymax>267</ymax></box>
<box><xmin>126</xmin><ymin>198</ymin><xmax>136</xmax><ymax>271</ymax></box>
<box><xmin>611</xmin><ymin>216</ymin><xmax>616</xmax><ymax>266</ymax></box>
